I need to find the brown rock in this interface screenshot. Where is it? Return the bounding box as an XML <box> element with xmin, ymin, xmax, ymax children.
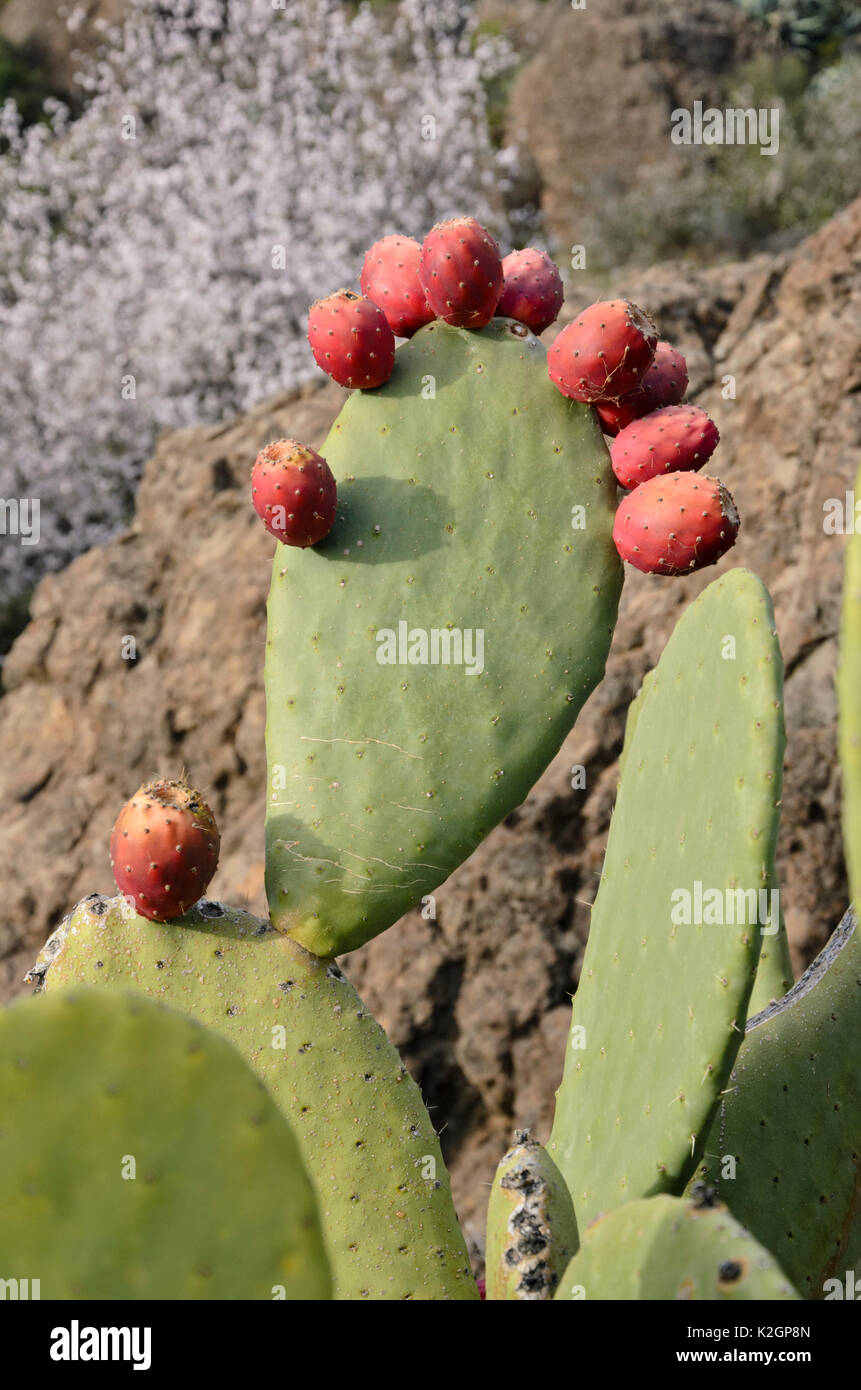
<box><xmin>499</xmin><ymin>0</ymin><xmax>769</xmax><ymax>258</ymax></box>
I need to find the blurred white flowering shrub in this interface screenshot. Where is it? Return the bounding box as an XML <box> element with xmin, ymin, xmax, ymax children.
<box><xmin>0</xmin><ymin>0</ymin><xmax>520</xmax><ymax>597</ymax></box>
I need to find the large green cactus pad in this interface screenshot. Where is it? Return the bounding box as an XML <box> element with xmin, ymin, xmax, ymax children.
<box><xmin>554</xmin><ymin>1194</ymin><xmax>798</xmax><ymax>1300</ymax></box>
<box><xmin>838</xmin><ymin>461</ymin><xmax>861</xmax><ymax>906</ymax></box>
<box><xmin>549</xmin><ymin>570</ymin><xmax>785</xmax><ymax>1221</ymax></box>
<box><xmin>485</xmin><ymin>1131</ymin><xmax>578</xmax><ymax>1300</ymax></box>
<box><xmin>31</xmin><ymin>894</ymin><xmax>476</xmax><ymax>1301</ymax></box>
<box><xmin>691</xmin><ymin>906</ymin><xmax>861</xmax><ymax>1298</ymax></box>
<box><xmin>0</xmin><ymin>987</ymin><xmax>330</xmax><ymax>1299</ymax></box>
<box><xmin>265</xmin><ymin>318</ymin><xmax>622</xmax><ymax>955</ymax></box>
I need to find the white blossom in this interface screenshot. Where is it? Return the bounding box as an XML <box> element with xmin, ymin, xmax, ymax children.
<box><xmin>0</xmin><ymin>0</ymin><xmax>520</xmax><ymax>595</ymax></box>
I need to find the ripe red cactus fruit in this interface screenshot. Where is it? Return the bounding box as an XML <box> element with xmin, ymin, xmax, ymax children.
<box><xmin>418</xmin><ymin>216</ymin><xmax>503</xmax><ymax>329</ymax></box>
<box><xmin>360</xmin><ymin>234</ymin><xmax>434</xmax><ymax>338</ymax></box>
<box><xmin>548</xmin><ymin>299</ymin><xmax>658</xmax><ymax>403</ymax></box>
<box><xmin>612</xmin><ymin>472</ymin><xmax>740</xmax><ymax>576</ymax></box>
<box><xmin>610</xmin><ymin>404</ymin><xmax>720</xmax><ymax>490</ymax></box>
<box><xmin>497</xmin><ymin>248</ymin><xmax>564</xmax><ymax>335</ymax></box>
<box><xmin>110</xmin><ymin>778</ymin><xmax>220</xmax><ymax>922</ymax></box>
<box><xmin>596</xmin><ymin>341</ymin><xmax>689</xmax><ymax>435</ymax></box>
<box><xmin>307</xmin><ymin>289</ymin><xmax>396</xmax><ymax>389</ymax></box>
<box><xmin>251</xmin><ymin>438</ymin><xmax>337</xmax><ymax>548</ymax></box>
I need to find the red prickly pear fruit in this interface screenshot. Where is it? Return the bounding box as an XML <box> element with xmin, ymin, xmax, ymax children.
<box><xmin>307</xmin><ymin>289</ymin><xmax>396</xmax><ymax>389</ymax></box>
<box><xmin>418</xmin><ymin>216</ymin><xmax>504</xmax><ymax>329</ymax></box>
<box><xmin>110</xmin><ymin>778</ymin><xmax>220</xmax><ymax>922</ymax></box>
<box><xmin>548</xmin><ymin>299</ymin><xmax>658</xmax><ymax>403</ymax></box>
<box><xmin>497</xmin><ymin>248</ymin><xmax>564</xmax><ymax>335</ymax></box>
<box><xmin>251</xmin><ymin>438</ymin><xmax>337</xmax><ymax>548</ymax></box>
<box><xmin>610</xmin><ymin>404</ymin><xmax>720</xmax><ymax>490</ymax></box>
<box><xmin>612</xmin><ymin>472</ymin><xmax>740</xmax><ymax>576</ymax></box>
<box><xmin>596</xmin><ymin>341</ymin><xmax>689</xmax><ymax>434</ymax></box>
<box><xmin>360</xmin><ymin>234</ymin><xmax>434</xmax><ymax>338</ymax></box>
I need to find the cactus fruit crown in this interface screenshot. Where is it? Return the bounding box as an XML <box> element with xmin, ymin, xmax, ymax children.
<box><xmin>123</xmin><ymin>777</ymin><xmax>215</xmax><ymax>827</ymax></box>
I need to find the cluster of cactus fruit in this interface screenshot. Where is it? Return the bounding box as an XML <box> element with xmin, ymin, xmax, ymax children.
<box><xmin>255</xmin><ymin>218</ymin><xmax>737</xmax><ymax>579</ymax></box>
<box><xmin>3</xmin><ymin>213</ymin><xmax>859</xmax><ymax>1302</ymax></box>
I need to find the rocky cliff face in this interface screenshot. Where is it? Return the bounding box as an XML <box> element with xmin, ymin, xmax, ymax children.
<box><xmin>486</xmin><ymin>0</ymin><xmax>769</xmax><ymax>257</ymax></box>
<box><xmin>2</xmin><ymin>195</ymin><xmax>859</xmax><ymax>1248</ymax></box>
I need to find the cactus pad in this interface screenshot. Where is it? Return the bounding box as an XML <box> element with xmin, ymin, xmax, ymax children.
<box><xmin>554</xmin><ymin>1193</ymin><xmax>799</xmax><ymax>1300</ymax></box>
<box><xmin>31</xmin><ymin>894</ymin><xmax>476</xmax><ymax>1301</ymax></box>
<box><xmin>549</xmin><ymin>569</ymin><xmax>785</xmax><ymax>1220</ymax></box>
<box><xmin>0</xmin><ymin>987</ymin><xmax>330</xmax><ymax>1299</ymax></box>
<box><xmin>838</xmin><ymin>461</ymin><xmax>861</xmax><ymax>907</ymax></box>
<box><xmin>692</xmin><ymin>906</ymin><xmax>861</xmax><ymax>1298</ymax></box>
<box><xmin>264</xmin><ymin>317</ymin><xmax>622</xmax><ymax>955</ymax></box>
<box><xmin>485</xmin><ymin>1130</ymin><xmax>579</xmax><ymax>1300</ymax></box>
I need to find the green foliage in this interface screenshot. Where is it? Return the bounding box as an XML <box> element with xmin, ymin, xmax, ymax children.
<box><xmin>733</xmin><ymin>0</ymin><xmax>861</xmax><ymax>59</ymax></box>
<box><xmin>0</xmin><ymin>987</ymin><xmax>331</xmax><ymax>1299</ymax></box>
<box><xmin>0</xmin><ymin>38</ymin><xmax>53</xmax><ymax>130</ymax></box>
<box><xmin>264</xmin><ymin>319</ymin><xmax>621</xmax><ymax>957</ymax></box>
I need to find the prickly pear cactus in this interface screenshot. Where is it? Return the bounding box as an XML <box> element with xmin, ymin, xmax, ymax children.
<box><xmin>549</xmin><ymin>569</ymin><xmax>785</xmax><ymax>1221</ymax></box>
<box><xmin>838</xmin><ymin>461</ymin><xmax>861</xmax><ymax>908</ymax></box>
<box><xmin>485</xmin><ymin>1131</ymin><xmax>578</xmax><ymax>1300</ymax></box>
<box><xmin>264</xmin><ymin>317</ymin><xmax>622</xmax><ymax>956</ymax></box>
<box><xmin>30</xmin><ymin>894</ymin><xmax>476</xmax><ymax>1301</ymax></box>
<box><xmin>0</xmin><ymin>988</ymin><xmax>330</xmax><ymax>1299</ymax></box>
<box><xmin>748</xmin><ymin>902</ymin><xmax>794</xmax><ymax>1015</ymax></box>
<box><xmin>554</xmin><ymin>1193</ymin><xmax>799</xmax><ymax>1301</ymax></box>
<box><xmin>691</xmin><ymin>906</ymin><xmax>861</xmax><ymax>1298</ymax></box>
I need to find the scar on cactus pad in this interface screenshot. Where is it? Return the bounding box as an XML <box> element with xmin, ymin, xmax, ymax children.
<box><xmin>110</xmin><ymin>778</ymin><xmax>219</xmax><ymax>921</ymax></box>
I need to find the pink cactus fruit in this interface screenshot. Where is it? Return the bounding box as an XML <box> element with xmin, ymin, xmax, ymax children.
<box><xmin>418</xmin><ymin>216</ymin><xmax>503</xmax><ymax>329</ymax></box>
<box><xmin>497</xmin><ymin>248</ymin><xmax>564</xmax><ymax>335</ymax></box>
<box><xmin>612</xmin><ymin>472</ymin><xmax>740</xmax><ymax>576</ymax></box>
<box><xmin>307</xmin><ymin>289</ymin><xmax>396</xmax><ymax>389</ymax></box>
<box><xmin>610</xmin><ymin>404</ymin><xmax>720</xmax><ymax>490</ymax></box>
<box><xmin>548</xmin><ymin>299</ymin><xmax>658</xmax><ymax>403</ymax></box>
<box><xmin>251</xmin><ymin>438</ymin><xmax>337</xmax><ymax>548</ymax></box>
<box><xmin>360</xmin><ymin>234</ymin><xmax>434</xmax><ymax>338</ymax></box>
<box><xmin>597</xmin><ymin>341</ymin><xmax>689</xmax><ymax>435</ymax></box>
<box><xmin>110</xmin><ymin>778</ymin><xmax>220</xmax><ymax>922</ymax></box>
